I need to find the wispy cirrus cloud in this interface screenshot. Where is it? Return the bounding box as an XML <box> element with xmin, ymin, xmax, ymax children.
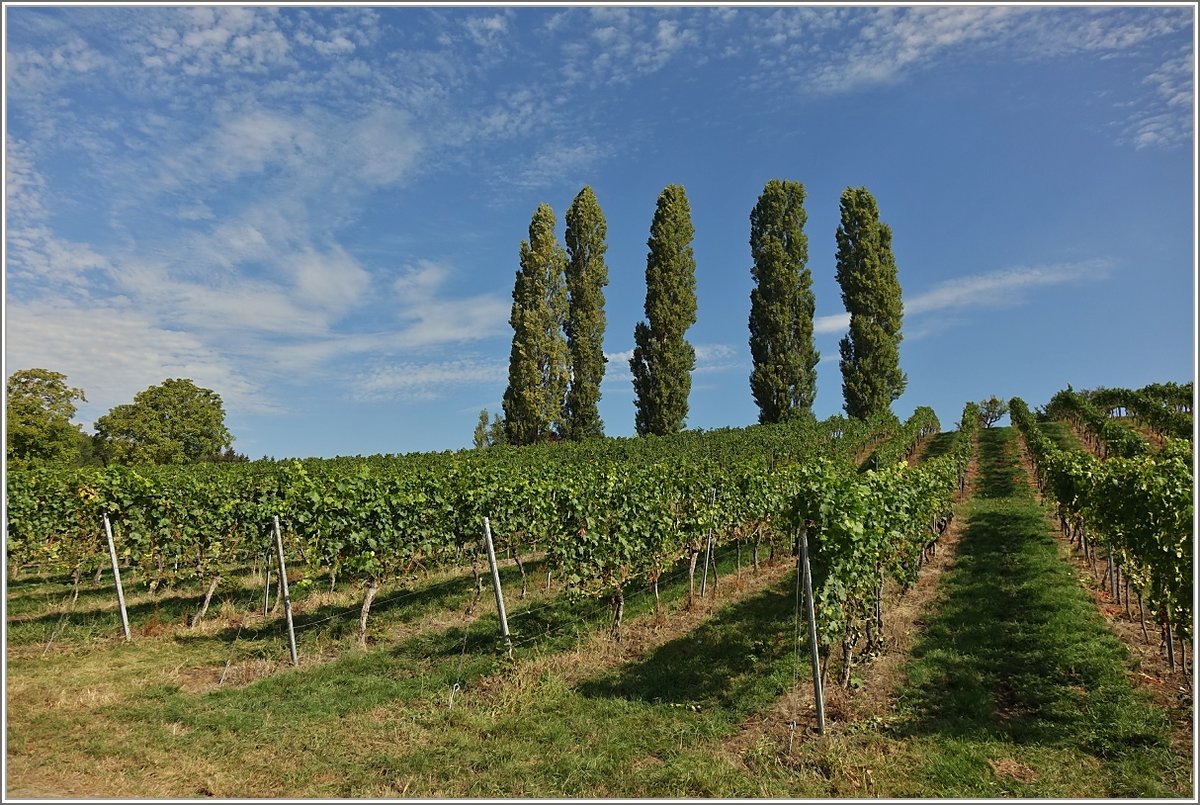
<box><xmin>743</xmin><ymin>6</ymin><xmax>1191</xmax><ymax>153</ymax></box>
<box><xmin>4</xmin><ymin>298</ymin><xmax>279</xmax><ymax>425</ymax></box>
<box><xmin>1119</xmin><ymin>45</ymin><xmax>1194</xmax><ymax>150</ymax></box>
<box><xmin>602</xmin><ymin>343</ymin><xmax>742</xmax><ymax>385</ymax></box>
<box><xmin>555</xmin><ymin>6</ymin><xmax>705</xmax><ymax>87</ymax></box>
<box><xmin>803</xmin><ymin>6</ymin><xmax>1021</xmax><ymax>94</ymax></box>
<box><xmin>353</xmin><ymin>358</ymin><xmax>508</xmax><ymax>402</ymax></box>
<box><xmin>513</xmin><ymin>138</ymin><xmax>615</xmax><ymax>190</ymax></box>
<box><xmin>814</xmin><ymin>259</ymin><xmax>1114</xmax><ymax>335</ymax></box>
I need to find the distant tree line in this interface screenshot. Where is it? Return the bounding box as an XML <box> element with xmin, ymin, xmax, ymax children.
<box><xmin>5</xmin><ymin>370</ymin><xmax>245</xmax><ymax>468</ymax></box>
<box><xmin>486</xmin><ymin>181</ymin><xmax>905</xmax><ymax>446</ymax></box>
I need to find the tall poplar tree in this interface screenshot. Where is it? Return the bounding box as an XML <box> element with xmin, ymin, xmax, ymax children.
<box><xmin>502</xmin><ymin>204</ymin><xmax>569</xmax><ymax>445</ymax></box>
<box><xmin>835</xmin><ymin>186</ymin><xmax>906</xmax><ymax>419</ymax></box>
<box><xmin>563</xmin><ymin>186</ymin><xmax>609</xmax><ymax>441</ymax></box>
<box><xmin>630</xmin><ymin>184</ymin><xmax>697</xmax><ymax>436</ymax></box>
<box><xmin>748</xmin><ymin>179</ymin><xmax>819</xmax><ymax>424</ymax></box>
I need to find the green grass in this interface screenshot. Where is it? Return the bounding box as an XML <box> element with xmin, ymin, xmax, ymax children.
<box><xmin>878</xmin><ymin>427</ymin><xmax>1188</xmax><ymax>797</ymax></box>
<box><xmin>6</xmin><ymin>428</ymin><xmax>1192</xmax><ymax>797</ymax></box>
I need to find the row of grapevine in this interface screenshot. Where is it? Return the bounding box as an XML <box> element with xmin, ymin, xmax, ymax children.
<box><xmin>5</xmin><ymin>413</ymin><xmax>884</xmax><ymax>627</ymax></box>
<box><xmin>1045</xmin><ymin>387</ymin><xmax>1152</xmax><ymax>459</ymax></box>
<box><xmin>6</xmin><ymin>404</ymin><xmax>977</xmax><ymax>664</ymax></box>
<box><xmin>1010</xmin><ymin>396</ymin><xmax>1193</xmax><ymax>658</ymax></box>
<box><xmin>862</xmin><ymin>405</ymin><xmax>940</xmax><ymax>470</ymax></box>
<box><xmin>1089</xmin><ymin>384</ymin><xmax>1194</xmax><ymax>442</ymax></box>
<box><xmin>793</xmin><ymin>403</ymin><xmax>977</xmax><ymax>685</ymax></box>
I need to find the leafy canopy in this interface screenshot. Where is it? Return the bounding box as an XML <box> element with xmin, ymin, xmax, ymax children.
<box><xmin>835</xmin><ymin>186</ymin><xmax>906</xmax><ymax>419</ymax></box>
<box><xmin>631</xmin><ymin>184</ymin><xmax>697</xmax><ymax>436</ymax></box>
<box><xmin>748</xmin><ymin>179</ymin><xmax>819</xmax><ymax>424</ymax></box>
<box><xmin>5</xmin><ymin>368</ymin><xmax>87</xmax><ymax>468</ymax></box>
<box><xmin>94</xmin><ymin>378</ymin><xmax>233</xmax><ymax>465</ymax></box>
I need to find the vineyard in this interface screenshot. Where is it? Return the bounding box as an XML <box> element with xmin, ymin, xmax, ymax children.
<box><xmin>4</xmin><ymin>388</ymin><xmax>1194</xmax><ymax>798</ymax></box>
<box><xmin>1010</xmin><ymin>383</ymin><xmax>1194</xmax><ymax>671</ymax></box>
<box><xmin>6</xmin><ymin>405</ymin><xmax>964</xmax><ymax>660</ymax></box>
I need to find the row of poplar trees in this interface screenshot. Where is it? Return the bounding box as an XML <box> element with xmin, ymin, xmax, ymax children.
<box><xmin>489</xmin><ymin>181</ymin><xmax>904</xmax><ymax>446</ymax></box>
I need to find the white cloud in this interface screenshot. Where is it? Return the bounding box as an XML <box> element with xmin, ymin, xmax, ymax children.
<box><xmin>814</xmin><ymin>259</ymin><xmax>1113</xmax><ymax>335</ymax></box>
<box><xmin>805</xmin><ymin>6</ymin><xmax>1022</xmax><ymax>93</ymax></box>
<box><xmin>354</xmin><ymin>358</ymin><xmax>507</xmax><ymax>401</ymax></box>
<box><xmin>465</xmin><ymin>12</ymin><xmax>511</xmax><ymax>49</ymax></box>
<box><xmin>815</xmin><ymin>313</ymin><xmax>852</xmax><ymax>335</ymax></box>
<box><xmin>138</xmin><ymin>6</ymin><xmax>293</xmax><ymax>76</ymax></box>
<box><xmin>6</xmin><ymin>226</ymin><xmax>112</xmax><ymax>297</ymax></box>
<box><xmin>5</xmin><ymin>33</ymin><xmax>108</xmax><ymax>96</ymax></box>
<box><xmin>694</xmin><ymin>343</ymin><xmax>739</xmax><ymax>370</ymax></box>
<box><xmin>152</xmin><ymin>103</ymin><xmax>423</xmax><ymax>197</ymax></box>
<box><xmin>4</xmin><ymin>299</ymin><xmax>277</xmax><ymax>427</ymax></box>
<box><xmin>514</xmin><ymin>138</ymin><xmax>614</xmax><ymax>189</ymax></box>
<box><xmin>905</xmin><ymin>260</ymin><xmax>1112</xmax><ymax>316</ymax></box>
<box><xmin>4</xmin><ymin>139</ymin><xmax>49</xmax><ymax>226</ymax></box>
<box><xmin>1121</xmin><ymin>46</ymin><xmax>1194</xmax><ymax>150</ymax></box>
<box><xmin>603</xmin><ymin>342</ymin><xmax>741</xmax><ymax>383</ymax></box>
<box><xmin>289</xmin><ymin>246</ymin><xmax>373</xmax><ymax>312</ymax></box>
<box><xmin>556</xmin><ymin>7</ymin><xmax>704</xmax><ymax>86</ymax></box>
<box><xmin>390</xmin><ymin>261</ymin><xmax>510</xmax><ymax>348</ymax></box>
<box><xmin>752</xmin><ymin>5</ymin><xmax>1191</xmax><ymax>109</ymax></box>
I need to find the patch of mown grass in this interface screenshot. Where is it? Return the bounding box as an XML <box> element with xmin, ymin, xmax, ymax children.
<box><xmin>878</xmin><ymin>427</ymin><xmax>1188</xmax><ymax>797</ymax></box>
<box><xmin>7</xmin><ymin>541</ymin><xmax>787</xmax><ymax>797</ymax></box>
<box><xmin>1038</xmin><ymin>419</ymin><xmax>1085</xmax><ymax>452</ymax></box>
<box><xmin>919</xmin><ymin>430</ymin><xmax>959</xmax><ymax>461</ymax></box>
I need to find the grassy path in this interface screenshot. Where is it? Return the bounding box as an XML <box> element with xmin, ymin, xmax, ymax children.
<box><xmin>860</xmin><ymin>426</ymin><xmax>1189</xmax><ymax>797</ymax></box>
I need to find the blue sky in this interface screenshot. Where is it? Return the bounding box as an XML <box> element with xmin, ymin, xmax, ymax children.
<box><xmin>4</xmin><ymin>4</ymin><xmax>1195</xmax><ymax>459</ymax></box>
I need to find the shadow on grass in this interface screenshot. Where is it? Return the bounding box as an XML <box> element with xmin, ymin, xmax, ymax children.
<box><xmin>975</xmin><ymin>427</ymin><xmax>1021</xmax><ymax>499</ymax></box>
<box><xmin>109</xmin><ymin>547</ymin><xmax>786</xmax><ymax>741</ymax></box>
<box><xmin>920</xmin><ymin>431</ymin><xmax>959</xmax><ymax>462</ymax></box>
<box><xmin>895</xmin><ymin>436</ymin><xmax>1171</xmax><ymax>761</ymax></box>
<box><xmin>8</xmin><ymin>557</ymin><xmax>545</xmax><ymax>648</ymax></box>
<box><xmin>576</xmin><ymin>578</ymin><xmax>798</xmax><ymax>722</ymax></box>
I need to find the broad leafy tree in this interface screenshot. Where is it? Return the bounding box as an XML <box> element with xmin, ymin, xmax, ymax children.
<box><xmin>5</xmin><ymin>368</ymin><xmax>87</xmax><ymax>467</ymax></box>
<box><xmin>835</xmin><ymin>186</ymin><xmax>906</xmax><ymax>419</ymax></box>
<box><xmin>978</xmin><ymin>396</ymin><xmax>1010</xmax><ymax>428</ymax></box>
<box><xmin>94</xmin><ymin>378</ymin><xmax>233</xmax><ymax>464</ymax></box>
<box><xmin>631</xmin><ymin>184</ymin><xmax>697</xmax><ymax>436</ymax></box>
<box><xmin>748</xmin><ymin>179</ymin><xmax>819</xmax><ymax>424</ymax></box>
<box><xmin>502</xmin><ymin>203</ymin><xmax>569</xmax><ymax>445</ymax></box>
<box><xmin>563</xmin><ymin>185</ymin><xmax>609</xmax><ymax>441</ymax></box>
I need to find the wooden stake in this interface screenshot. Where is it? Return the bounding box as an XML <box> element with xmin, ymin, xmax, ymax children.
<box><xmin>103</xmin><ymin>514</ymin><xmax>131</xmax><ymax>642</ymax></box>
<box><xmin>194</xmin><ymin>573</ymin><xmax>221</xmax><ymax>625</ymax></box>
<box><xmin>700</xmin><ymin>532</ymin><xmax>714</xmax><ymax>598</ymax></box>
<box><xmin>358</xmin><ymin>578</ymin><xmax>380</xmax><ymax>647</ymax></box>
<box><xmin>798</xmin><ymin>520</ymin><xmax>825</xmax><ymax>735</ymax></box>
<box><xmin>482</xmin><ymin>517</ymin><xmax>512</xmax><ymax>658</ymax></box>
<box><xmin>272</xmin><ymin>516</ymin><xmax>298</xmax><ymax>666</ymax></box>
<box><xmin>263</xmin><ymin>553</ymin><xmax>272</xmax><ymax>615</ymax></box>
